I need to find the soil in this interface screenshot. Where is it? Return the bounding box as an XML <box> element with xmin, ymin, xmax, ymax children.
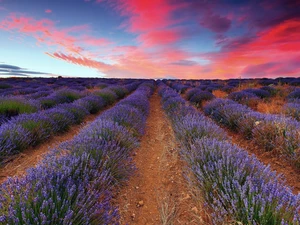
<box><xmin>115</xmin><ymin>91</ymin><xmax>202</xmax><ymax>225</ymax></box>
<box><xmin>0</xmin><ymin>108</ymin><xmax>110</xmax><ymax>184</ymax></box>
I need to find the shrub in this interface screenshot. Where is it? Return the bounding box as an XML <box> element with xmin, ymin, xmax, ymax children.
<box><xmin>0</xmin><ymin>98</ymin><xmax>39</xmax><ymax>120</ymax></box>
<box><xmin>287</xmin><ymin>88</ymin><xmax>300</xmax><ymax>100</ymax></box>
<box><xmin>0</xmin><ymin>153</ymin><xmax>117</xmax><ymax>224</ymax></box>
<box><xmin>57</xmin><ymin>103</ymin><xmax>89</xmax><ymax>124</ymax></box>
<box><xmin>260</xmin><ymin>86</ymin><xmax>277</xmax><ymax>96</ymax></box>
<box><xmin>284</xmin><ymin>102</ymin><xmax>300</xmax><ymax>121</ymax></box>
<box><xmin>0</xmin><ymin>123</ymin><xmax>31</xmax><ymax>163</ymax></box>
<box><xmin>74</xmin><ymin>95</ymin><xmax>106</xmax><ymax>114</ymax></box>
<box><xmin>244</xmin><ymin>88</ymin><xmax>271</xmax><ymax>98</ymax></box>
<box><xmin>55</xmin><ymin>89</ymin><xmax>82</xmax><ymax>103</ymax></box>
<box><xmin>252</xmin><ymin>115</ymin><xmax>300</xmax><ymax>157</ymax></box>
<box><xmin>11</xmin><ymin>114</ymin><xmax>53</xmax><ymax>146</ymax></box>
<box><xmin>109</xmin><ymin>85</ymin><xmax>129</xmax><ymax>98</ymax></box>
<box><xmin>101</xmin><ymin>105</ymin><xmax>146</xmax><ymax>136</ymax></box>
<box><xmin>94</xmin><ymin>89</ymin><xmax>118</xmax><ymax>105</ymax></box>
<box><xmin>83</xmin><ymin>119</ymin><xmax>139</xmax><ymax>151</ymax></box>
<box><xmin>0</xmin><ymin>83</ymin><xmax>12</xmax><ymax>89</ymax></box>
<box><xmin>228</xmin><ymin>91</ymin><xmax>259</xmax><ymax>102</ymax></box>
<box><xmin>238</xmin><ymin>112</ymin><xmax>265</xmax><ymax>139</ymax></box>
<box><xmin>46</xmin><ymin>108</ymin><xmax>75</xmax><ymax>133</ymax></box>
<box><xmin>187</xmin><ymin>138</ymin><xmax>300</xmax><ymax>224</ymax></box>
<box><xmin>228</xmin><ymin>91</ymin><xmax>259</xmax><ymax>107</ymax></box>
<box><xmin>185</xmin><ymin>88</ymin><xmax>202</xmax><ymax>101</ymax></box>
<box><xmin>174</xmin><ymin>113</ymin><xmax>228</xmax><ymax>149</ymax></box>
<box><xmin>189</xmin><ymin>91</ymin><xmax>215</xmax><ymax>107</ymax></box>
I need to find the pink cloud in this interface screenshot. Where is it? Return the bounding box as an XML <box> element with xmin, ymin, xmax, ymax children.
<box><xmin>46</xmin><ymin>52</ymin><xmax>112</xmax><ymax>71</ymax></box>
<box><xmin>45</xmin><ymin>9</ymin><xmax>52</xmax><ymax>14</ymax></box>
<box><xmin>103</xmin><ymin>0</ymin><xmax>189</xmax><ymax>47</ymax></box>
<box><xmin>0</xmin><ymin>13</ymin><xmax>112</xmax><ymax>55</ymax></box>
<box><xmin>137</xmin><ymin>28</ymin><xmax>186</xmax><ymax>46</ymax></box>
<box><xmin>199</xmin><ymin>19</ymin><xmax>300</xmax><ymax>78</ymax></box>
<box><xmin>80</xmin><ymin>35</ymin><xmax>112</xmax><ymax>46</ymax></box>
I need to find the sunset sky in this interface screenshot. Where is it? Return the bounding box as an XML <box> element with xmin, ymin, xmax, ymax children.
<box><xmin>0</xmin><ymin>0</ymin><xmax>299</xmax><ymax>79</ymax></box>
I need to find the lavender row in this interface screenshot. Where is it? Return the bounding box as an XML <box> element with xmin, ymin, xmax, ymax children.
<box><xmin>158</xmin><ymin>82</ymin><xmax>300</xmax><ymax>224</ymax></box>
<box><xmin>0</xmin><ymin>83</ymin><xmax>140</xmax><ymax>165</ymax></box>
<box><xmin>0</xmin><ymin>78</ymin><xmax>136</xmax><ymax>96</ymax></box>
<box><xmin>169</xmin><ymin>82</ymin><xmax>300</xmax><ymax>166</ymax></box>
<box><xmin>0</xmin><ymin>81</ymin><xmax>154</xmax><ymax>224</ymax></box>
<box><xmin>202</xmin><ymin>97</ymin><xmax>300</xmax><ymax>167</ymax></box>
<box><xmin>0</xmin><ymin>89</ymin><xmax>87</xmax><ymax>125</ymax></box>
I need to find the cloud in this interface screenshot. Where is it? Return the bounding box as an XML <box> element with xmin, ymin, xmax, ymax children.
<box><xmin>103</xmin><ymin>0</ymin><xmax>190</xmax><ymax>47</ymax></box>
<box><xmin>242</xmin><ymin>58</ymin><xmax>300</xmax><ymax>78</ymax></box>
<box><xmin>0</xmin><ymin>64</ymin><xmax>22</xmax><ymax>70</ymax></box>
<box><xmin>0</xmin><ymin>13</ymin><xmax>112</xmax><ymax>56</ymax></box>
<box><xmin>46</xmin><ymin>52</ymin><xmax>112</xmax><ymax>71</ymax></box>
<box><xmin>137</xmin><ymin>28</ymin><xmax>188</xmax><ymax>46</ymax></box>
<box><xmin>0</xmin><ymin>72</ymin><xmax>29</xmax><ymax>77</ymax></box>
<box><xmin>80</xmin><ymin>35</ymin><xmax>112</xmax><ymax>46</ymax></box>
<box><xmin>200</xmin><ymin>19</ymin><xmax>300</xmax><ymax>78</ymax></box>
<box><xmin>0</xmin><ymin>63</ymin><xmax>53</xmax><ymax>77</ymax></box>
<box><xmin>170</xmin><ymin>60</ymin><xmax>198</xmax><ymax>66</ymax></box>
<box><xmin>45</xmin><ymin>9</ymin><xmax>52</xmax><ymax>14</ymax></box>
<box><xmin>1</xmin><ymin>1</ymin><xmax>299</xmax><ymax>79</ymax></box>
<box><xmin>200</xmin><ymin>12</ymin><xmax>231</xmax><ymax>33</ymax></box>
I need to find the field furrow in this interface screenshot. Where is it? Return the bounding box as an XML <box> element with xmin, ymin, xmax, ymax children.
<box><xmin>115</xmin><ymin>91</ymin><xmax>198</xmax><ymax>224</ymax></box>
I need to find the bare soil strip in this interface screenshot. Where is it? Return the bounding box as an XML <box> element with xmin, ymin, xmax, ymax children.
<box><xmin>0</xmin><ymin>107</ymin><xmax>111</xmax><ymax>184</ymax></box>
<box><xmin>115</xmin><ymin>92</ymin><xmax>199</xmax><ymax>225</ymax></box>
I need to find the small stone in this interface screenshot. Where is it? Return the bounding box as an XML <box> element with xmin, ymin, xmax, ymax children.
<box><xmin>138</xmin><ymin>200</ymin><xmax>144</xmax><ymax>207</ymax></box>
<box><xmin>131</xmin><ymin>213</ymin><xmax>135</xmax><ymax>220</ymax></box>
<box><xmin>135</xmin><ymin>186</ymin><xmax>139</xmax><ymax>189</ymax></box>
<box><xmin>157</xmin><ymin>157</ymin><xmax>160</xmax><ymax>159</ymax></box>
<box><xmin>191</xmin><ymin>207</ymin><xmax>198</xmax><ymax>213</ymax></box>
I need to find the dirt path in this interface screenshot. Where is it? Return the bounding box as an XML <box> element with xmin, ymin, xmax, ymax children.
<box><xmin>0</xmin><ymin>108</ymin><xmax>109</xmax><ymax>184</ymax></box>
<box><xmin>115</xmin><ymin>92</ymin><xmax>199</xmax><ymax>225</ymax></box>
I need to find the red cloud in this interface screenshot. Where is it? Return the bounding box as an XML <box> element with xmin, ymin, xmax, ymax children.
<box><xmin>137</xmin><ymin>28</ymin><xmax>186</xmax><ymax>46</ymax></box>
<box><xmin>46</xmin><ymin>52</ymin><xmax>112</xmax><ymax>71</ymax></box>
<box><xmin>115</xmin><ymin>0</ymin><xmax>179</xmax><ymax>32</ymax></box>
<box><xmin>104</xmin><ymin>0</ymin><xmax>189</xmax><ymax>46</ymax></box>
<box><xmin>45</xmin><ymin>9</ymin><xmax>52</xmax><ymax>14</ymax></box>
<box><xmin>202</xmin><ymin>19</ymin><xmax>300</xmax><ymax>78</ymax></box>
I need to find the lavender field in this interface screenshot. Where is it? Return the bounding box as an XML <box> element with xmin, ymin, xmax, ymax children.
<box><xmin>0</xmin><ymin>77</ymin><xmax>299</xmax><ymax>224</ymax></box>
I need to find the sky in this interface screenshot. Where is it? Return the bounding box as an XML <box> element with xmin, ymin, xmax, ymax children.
<box><xmin>0</xmin><ymin>0</ymin><xmax>299</xmax><ymax>79</ymax></box>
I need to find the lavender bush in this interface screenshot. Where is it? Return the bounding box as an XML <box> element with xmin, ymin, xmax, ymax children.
<box><xmin>284</xmin><ymin>102</ymin><xmax>300</xmax><ymax>121</ymax></box>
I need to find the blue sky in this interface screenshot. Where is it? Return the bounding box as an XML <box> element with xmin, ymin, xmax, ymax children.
<box><xmin>0</xmin><ymin>0</ymin><xmax>299</xmax><ymax>79</ymax></box>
